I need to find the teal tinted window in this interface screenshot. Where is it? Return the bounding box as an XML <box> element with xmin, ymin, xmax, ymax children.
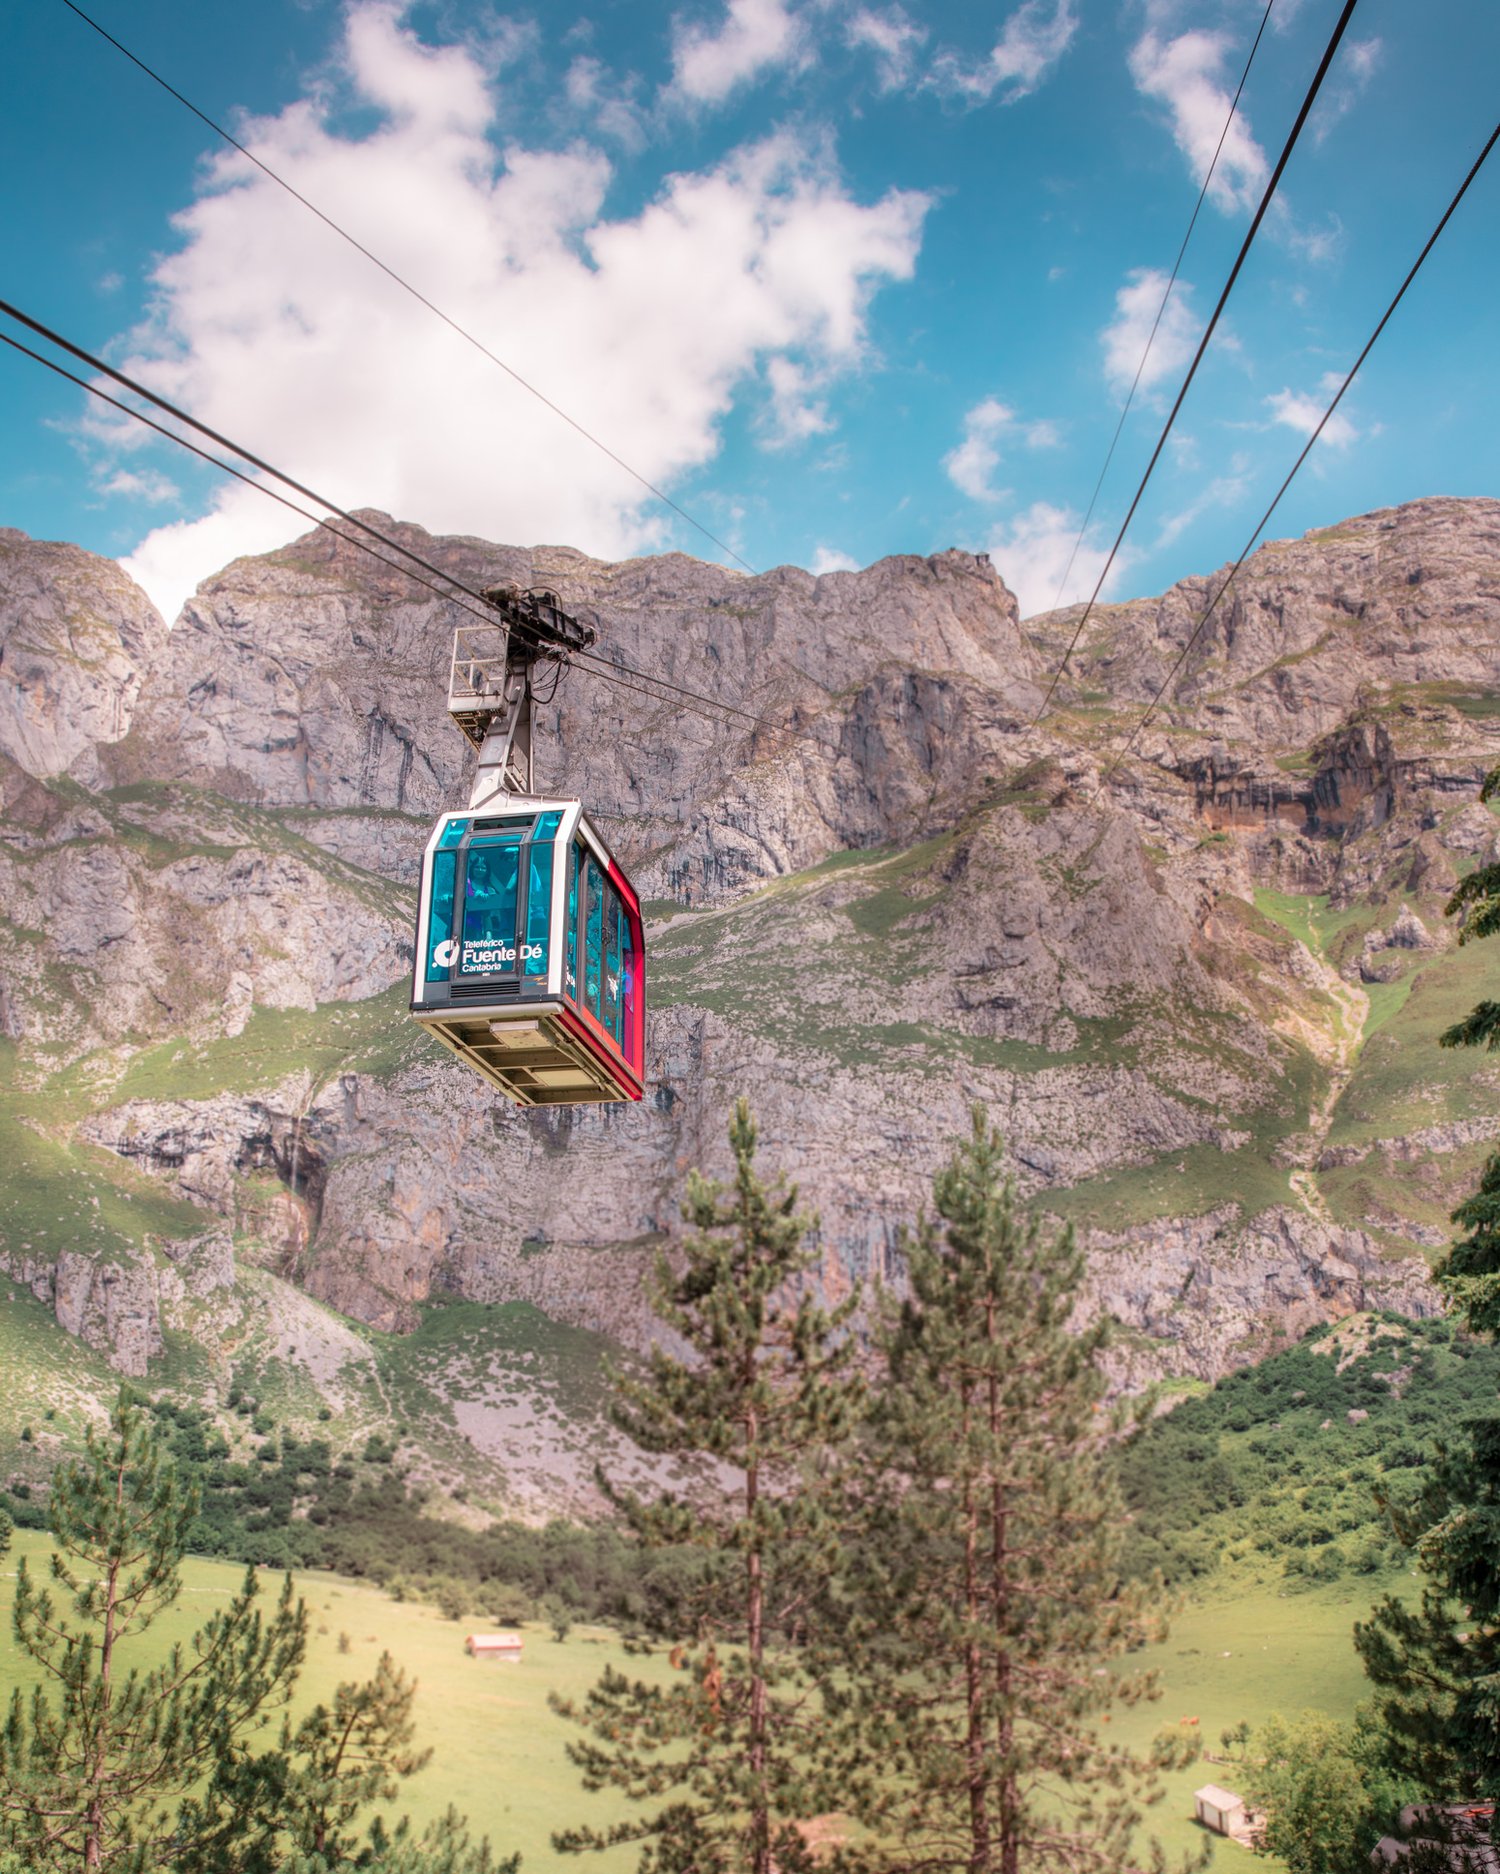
<box><xmin>584</xmin><ymin>856</ymin><xmax>604</xmax><ymax>1020</ymax></box>
<box><xmin>438</xmin><ymin>817</ymin><xmax>468</xmax><ymax>850</ymax></box>
<box><xmin>460</xmin><ymin>843</ymin><xmax>519</xmax><ymax>974</ymax></box>
<box><xmin>534</xmin><ymin>810</ymin><xmax>562</xmax><ymax>842</ymax></box>
<box><xmin>425</xmin><ymin>849</ymin><xmax>457</xmax><ymax>982</ymax></box>
<box><xmin>603</xmin><ymin>887</ymin><xmax>622</xmax><ymax>1042</ymax></box>
<box><xmin>565</xmin><ymin>842</ymin><xmax>580</xmax><ymax>1002</ymax></box>
<box><xmin>524</xmin><ymin>839</ymin><xmax>553</xmax><ymax>976</ymax></box>
<box><xmin>620</xmin><ymin>907</ymin><xmax>639</xmax><ymax>1068</ymax></box>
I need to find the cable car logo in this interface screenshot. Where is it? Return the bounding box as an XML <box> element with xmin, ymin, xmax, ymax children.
<box><xmin>463</xmin><ymin>942</ymin><xmax>516</xmax><ymax>970</ymax></box>
<box><xmin>433</xmin><ymin>939</ymin><xmax>459</xmax><ymax>968</ymax></box>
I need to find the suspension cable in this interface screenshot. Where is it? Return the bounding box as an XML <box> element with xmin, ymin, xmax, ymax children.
<box><xmin>1031</xmin><ymin>0</ymin><xmax>1362</xmax><ymax>724</ymax></box>
<box><xmin>1099</xmin><ymin>117</ymin><xmax>1500</xmax><ymax>789</ymax></box>
<box><xmin>1040</xmin><ymin>0</ymin><xmax>1275</xmax><ymax>626</ymax></box>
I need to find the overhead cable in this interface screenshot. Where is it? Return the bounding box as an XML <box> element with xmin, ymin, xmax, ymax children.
<box><xmin>1099</xmin><ymin>116</ymin><xmax>1500</xmax><ymax>788</ymax></box>
<box><xmin>1031</xmin><ymin>0</ymin><xmax>1362</xmax><ymax>723</ymax></box>
<box><xmin>54</xmin><ymin>0</ymin><xmax>757</xmax><ymax>576</ymax></box>
<box><xmin>1041</xmin><ymin>0</ymin><xmax>1275</xmax><ymax>624</ymax></box>
<box><xmin>0</xmin><ymin>306</ymin><xmax>801</xmax><ymax>742</ymax></box>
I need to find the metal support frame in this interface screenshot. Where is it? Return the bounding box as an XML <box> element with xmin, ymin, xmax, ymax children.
<box><xmin>447</xmin><ymin>585</ymin><xmax>596</xmax><ymax>810</ymax></box>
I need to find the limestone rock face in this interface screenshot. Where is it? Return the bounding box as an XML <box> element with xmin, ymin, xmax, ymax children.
<box><xmin>4</xmin><ymin>496</ymin><xmax>1500</xmax><ymax>1433</ymax></box>
<box><xmin>52</xmin><ymin>1249</ymin><xmax>165</xmax><ymax>1377</ymax></box>
<box><xmin>115</xmin><ymin>522</ymin><xmax>1039</xmax><ymax>896</ymax></box>
<box><xmin>0</xmin><ymin>531</ymin><xmax>165</xmax><ymax>786</ymax></box>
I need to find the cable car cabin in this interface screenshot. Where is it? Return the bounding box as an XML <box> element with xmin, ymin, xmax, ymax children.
<box><xmin>410</xmin><ymin>800</ymin><xmax>645</xmax><ymax>1105</ymax></box>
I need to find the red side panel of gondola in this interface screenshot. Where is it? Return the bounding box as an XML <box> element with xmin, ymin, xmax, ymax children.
<box><xmin>607</xmin><ymin>856</ymin><xmax>646</xmax><ymax>1083</ymax></box>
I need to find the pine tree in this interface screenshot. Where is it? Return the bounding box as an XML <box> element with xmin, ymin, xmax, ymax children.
<box><xmin>1434</xmin><ymin>760</ymin><xmax>1500</xmax><ymax>1332</ymax></box>
<box><xmin>834</xmin><ymin>1110</ymin><xmax>1199</xmax><ymax>1874</ymax></box>
<box><xmin>1355</xmin><ymin>760</ymin><xmax>1500</xmax><ymax>1796</ymax></box>
<box><xmin>552</xmin><ymin>1098</ymin><xmax>863</xmax><ymax>1874</ymax></box>
<box><xmin>283</xmin><ymin>1650</ymin><xmax>434</xmax><ymax>1862</ymax></box>
<box><xmin>0</xmin><ymin>1392</ymin><xmax>306</xmax><ymax>1873</ymax></box>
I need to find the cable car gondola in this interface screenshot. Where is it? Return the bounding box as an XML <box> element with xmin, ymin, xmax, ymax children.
<box><xmin>408</xmin><ymin>587</ymin><xmax>645</xmax><ymax>1105</ymax></box>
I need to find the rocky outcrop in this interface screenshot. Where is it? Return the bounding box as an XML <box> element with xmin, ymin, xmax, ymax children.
<box><xmin>50</xmin><ymin>1249</ymin><xmax>164</xmax><ymax>1376</ymax></box>
<box><xmin>1082</xmin><ymin>1205</ymin><xmax>1439</xmax><ymax>1380</ymax></box>
<box><xmin>51</xmin><ymin>1249</ymin><xmax>164</xmax><ymax>1375</ymax></box>
<box><xmin>1048</xmin><ymin>496</ymin><xmax>1500</xmax><ymax>746</ymax></box>
<box><xmin>0</xmin><ymin>531</ymin><xmax>165</xmax><ymax>786</ymax></box>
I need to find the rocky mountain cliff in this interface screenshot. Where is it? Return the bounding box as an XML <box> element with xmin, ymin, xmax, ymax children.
<box><xmin>2</xmin><ymin>497</ymin><xmax>1497</xmax><ymax>1510</ymax></box>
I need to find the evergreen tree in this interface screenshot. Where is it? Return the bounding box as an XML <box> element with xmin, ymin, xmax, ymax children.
<box><xmin>0</xmin><ymin>1393</ymin><xmax>306</xmax><ymax>1873</ymax></box>
<box><xmin>834</xmin><ymin>1111</ymin><xmax>1199</xmax><ymax>1874</ymax></box>
<box><xmin>286</xmin><ymin>1804</ymin><xmax>511</xmax><ymax>1872</ymax></box>
<box><xmin>1355</xmin><ymin>760</ymin><xmax>1500</xmax><ymax>1795</ymax></box>
<box><xmin>1434</xmin><ymin>759</ymin><xmax>1500</xmax><ymax>1334</ymax></box>
<box><xmin>552</xmin><ymin>1098</ymin><xmax>862</xmax><ymax>1874</ymax></box>
<box><xmin>174</xmin><ymin>1648</ymin><xmax>455</xmax><ymax>1874</ymax></box>
<box><xmin>283</xmin><ymin>1651</ymin><xmax>434</xmax><ymax>1863</ymax></box>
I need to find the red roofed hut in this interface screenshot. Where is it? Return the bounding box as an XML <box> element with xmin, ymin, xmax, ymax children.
<box><xmin>465</xmin><ymin>1632</ymin><xmax>523</xmax><ymax>1662</ymax></box>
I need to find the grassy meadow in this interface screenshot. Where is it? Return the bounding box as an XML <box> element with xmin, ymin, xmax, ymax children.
<box><xmin>0</xmin><ymin>1521</ymin><xmax>1407</xmax><ymax>1871</ymax></box>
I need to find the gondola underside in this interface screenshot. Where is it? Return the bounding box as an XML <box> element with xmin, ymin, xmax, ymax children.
<box><xmin>413</xmin><ymin>1001</ymin><xmax>641</xmax><ymax>1105</ymax></box>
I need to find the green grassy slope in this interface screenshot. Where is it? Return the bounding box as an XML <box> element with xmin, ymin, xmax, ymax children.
<box><xmin>4</xmin><ymin>1524</ymin><xmax>1406</xmax><ymax>1872</ymax></box>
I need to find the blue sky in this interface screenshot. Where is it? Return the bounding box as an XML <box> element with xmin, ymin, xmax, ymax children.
<box><xmin>2</xmin><ymin>0</ymin><xmax>1496</xmax><ymax>623</ymax></box>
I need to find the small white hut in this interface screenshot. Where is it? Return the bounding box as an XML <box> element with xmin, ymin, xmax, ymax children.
<box><xmin>465</xmin><ymin>1631</ymin><xmax>523</xmax><ymax>1662</ymax></box>
<box><xmin>1194</xmin><ymin>1785</ymin><xmax>1247</xmax><ymax>1837</ymax></box>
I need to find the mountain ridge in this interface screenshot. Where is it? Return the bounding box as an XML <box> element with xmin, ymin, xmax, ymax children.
<box><xmin>1</xmin><ymin>495</ymin><xmax>1497</xmax><ymax>1508</ymax></box>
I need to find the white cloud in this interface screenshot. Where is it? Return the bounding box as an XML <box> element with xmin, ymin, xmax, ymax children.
<box><xmin>97</xmin><ymin>3</ymin><xmax>929</xmax><ymax>623</ymax></box>
<box><xmin>846</xmin><ymin>5</ymin><xmax>926</xmax><ymax>92</ymax></box>
<box><xmin>1316</xmin><ymin>34</ymin><xmax>1381</xmax><ymax>142</ymax></box>
<box><xmin>1265</xmin><ymin>374</ymin><xmax>1356</xmax><ymax>450</ymax></box>
<box><xmin>1152</xmin><ymin>465</ymin><xmax>1250</xmax><ymax>553</ymax></box>
<box><xmin>99</xmin><ymin>468</ymin><xmax>181</xmax><ymax>505</ymax></box>
<box><xmin>668</xmin><ymin>0</ymin><xmax>802</xmax><ymax>105</ymax></box>
<box><xmin>944</xmin><ymin>398</ymin><xmax>1059</xmax><ymax>503</ymax></box>
<box><xmin>1099</xmin><ymin>267</ymin><xmax>1203</xmax><ymax>399</ymax></box>
<box><xmin>1280</xmin><ymin>210</ymin><xmax>1344</xmax><ymax>265</ymax></box>
<box><xmin>983</xmin><ymin>500</ymin><xmax>1123</xmax><ymax>619</ymax></box>
<box><xmin>934</xmin><ymin>0</ymin><xmax>1077</xmax><ymax>103</ymax></box>
<box><xmin>1346</xmin><ymin>36</ymin><xmax>1384</xmax><ymax>83</ymax></box>
<box><xmin>763</xmin><ymin>357</ymin><xmax>834</xmax><ymax>447</ymax></box>
<box><xmin>564</xmin><ymin>55</ymin><xmax>647</xmax><ymax>147</ymax></box>
<box><xmin>944</xmin><ymin>398</ymin><xmax>1014</xmax><ymax>502</ymax></box>
<box><xmin>1129</xmin><ymin>29</ymin><xmax>1268</xmax><ymax>213</ymax></box>
<box><xmin>810</xmin><ymin>545</ymin><xmax>859</xmax><ymax>574</ymax></box>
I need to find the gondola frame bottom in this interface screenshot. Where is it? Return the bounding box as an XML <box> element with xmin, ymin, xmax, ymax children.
<box><xmin>412</xmin><ymin>999</ymin><xmax>644</xmax><ymax>1105</ymax></box>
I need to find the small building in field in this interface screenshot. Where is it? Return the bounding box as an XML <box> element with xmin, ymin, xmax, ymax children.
<box><xmin>465</xmin><ymin>1631</ymin><xmax>523</xmax><ymax>1662</ymax></box>
<box><xmin>1194</xmin><ymin>1785</ymin><xmax>1247</xmax><ymax>1837</ymax></box>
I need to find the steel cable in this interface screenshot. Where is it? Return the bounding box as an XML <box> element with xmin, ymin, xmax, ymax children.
<box><xmin>1032</xmin><ymin>0</ymin><xmax>1363</xmax><ymax>722</ymax></box>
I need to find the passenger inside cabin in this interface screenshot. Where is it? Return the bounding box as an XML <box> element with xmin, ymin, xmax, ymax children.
<box><xmin>465</xmin><ymin>850</ymin><xmax>519</xmax><ymax>943</ymax></box>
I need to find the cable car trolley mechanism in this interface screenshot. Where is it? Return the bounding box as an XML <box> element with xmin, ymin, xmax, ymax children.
<box><xmin>408</xmin><ymin>584</ymin><xmax>645</xmax><ymax>1105</ymax></box>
